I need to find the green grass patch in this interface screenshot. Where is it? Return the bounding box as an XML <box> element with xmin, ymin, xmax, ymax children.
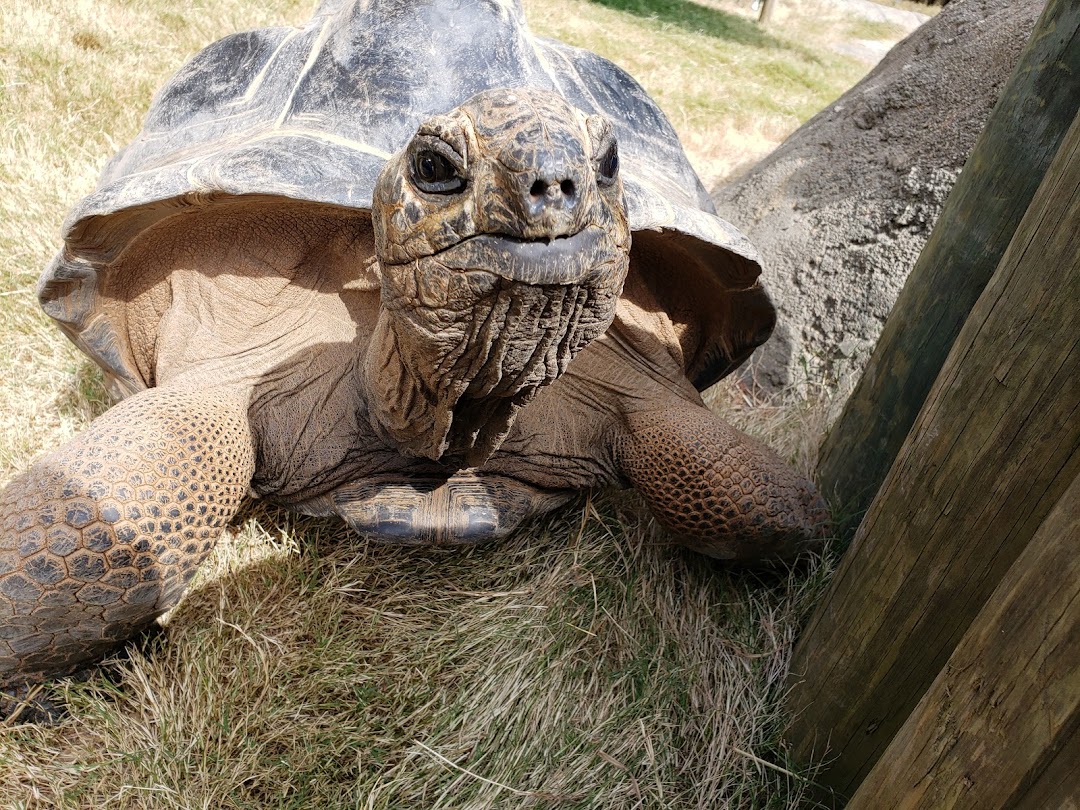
<box><xmin>583</xmin><ymin>0</ymin><xmax>779</xmax><ymax>47</ymax></box>
<box><xmin>844</xmin><ymin>18</ymin><xmax>910</xmax><ymax>41</ymax></box>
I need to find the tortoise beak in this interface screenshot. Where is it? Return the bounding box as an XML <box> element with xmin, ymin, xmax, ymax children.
<box><xmin>433</xmin><ymin>227</ymin><xmax>608</xmax><ymax>285</ymax></box>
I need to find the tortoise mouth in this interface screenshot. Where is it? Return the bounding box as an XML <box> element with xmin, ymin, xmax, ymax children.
<box><xmin>369</xmin><ymin>224</ymin><xmax>628</xmax><ymax>464</ymax></box>
<box><xmin>428</xmin><ymin>227</ymin><xmax>609</xmax><ymax>285</ymax></box>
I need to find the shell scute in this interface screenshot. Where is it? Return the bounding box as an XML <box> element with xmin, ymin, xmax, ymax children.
<box><xmin>142</xmin><ymin>29</ymin><xmax>292</xmax><ymax>135</ymax></box>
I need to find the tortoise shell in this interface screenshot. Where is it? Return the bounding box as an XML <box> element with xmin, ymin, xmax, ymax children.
<box><xmin>39</xmin><ymin>0</ymin><xmax>772</xmax><ymax>400</ymax></box>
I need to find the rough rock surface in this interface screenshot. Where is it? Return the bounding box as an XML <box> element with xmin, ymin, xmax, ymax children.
<box><xmin>712</xmin><ymin>0</ymin><xmax>1044</xmax><ymax>393</ymax></box>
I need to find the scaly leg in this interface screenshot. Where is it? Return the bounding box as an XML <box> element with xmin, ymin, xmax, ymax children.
<box><xmin>615</xmin><ymin>403</ymin><xmax>829</xmax><ymax>561</ymax></box>
<box><xmin>0</xmin><ymin>386</ymin><xmax>254</xmax><ymax>689</ymax></box>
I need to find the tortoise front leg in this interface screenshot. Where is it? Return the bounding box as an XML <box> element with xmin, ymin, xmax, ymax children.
<box><xmin>0</xmin><ymin>386</ymin><xmax>254</xmax><ymax>690</ymax></box>
<box><xmin>614</xmin><ymin>404</ymin><xmax>829</xmax><ymax>561</ymax></box>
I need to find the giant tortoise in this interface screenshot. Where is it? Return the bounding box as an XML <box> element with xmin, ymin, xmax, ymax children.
<box><xmin>0</xmin><ymin>0</ymin><xmax>828</xmax><ymax>690</ymax></box>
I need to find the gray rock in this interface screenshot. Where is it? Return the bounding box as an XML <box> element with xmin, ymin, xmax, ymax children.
<box><xmin>712</xmin><ymin>0</ymin><xmax>1044</xmax><ymax>395</ymax></box>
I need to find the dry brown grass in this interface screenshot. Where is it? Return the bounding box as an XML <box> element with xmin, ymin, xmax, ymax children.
<box><xmin>3</xmin><ymin>499</ymin><xmax>842</xmax><ymax>808</ymax></box>
<box><xmin>0</xmin><ymin>0</ymin><xmax>901</xmax><ymax>806</ymax></box>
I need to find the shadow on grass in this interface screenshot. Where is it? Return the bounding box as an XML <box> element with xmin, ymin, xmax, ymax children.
<box><xmin>586</xmin><ymin>0</ymin><xmax>783</xmax><ymax>49</ymax></box>
<box><xmin>52</xmin><ymin>358</ymin><xmax>113</xmax><ymax>423</ymax></box>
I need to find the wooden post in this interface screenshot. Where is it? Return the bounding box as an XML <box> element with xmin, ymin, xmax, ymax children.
<box><xmin>1013</xmin><ymin>723</ymin><xmax>1080</xmax><ymax>810</ymax></box>
<box><xmin>816</xmin><ymin>0</ymin><xmax>1080</xmax><ymax>517</ymax></box>
<box><xmin>846</xmin><ymin>471</ymin><xmax>1080</xmax><ymax>809</ymax></box>
<box><xmin>785</xmin><ymin>108</ymin><xmax>1080</xmax><ymax>797</ymax></box>
<box><xmin>758</xmin><ymin>0</ymin><xmax>777</xmax><ymax>26</ymax></box>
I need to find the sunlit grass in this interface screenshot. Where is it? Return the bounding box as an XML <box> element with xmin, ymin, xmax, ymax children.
<box><xmin>2</xmin><ymin>497</ymin><xmax>842</xmax><ymax>808</ymax></box>
<box><xmin>869</xmin><ymin>0</ymin><xmax>939</xmax><ymax>15</ymax></box>
<box><xmin>0</xmin><ymin>0</ymin><xmax>900</xmax><ymax>805</ymax></box>
<box><xmin>527</xmin><ymin>0</ymin><xmax>870</xmax><ymax>183</ymax></box>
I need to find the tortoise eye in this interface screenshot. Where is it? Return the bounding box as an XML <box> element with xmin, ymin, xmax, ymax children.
<box><xmin>412</xmin><ymin>149</ymin><xmax>465</xmax><ymax>194</ymax></box>
<box><xmin>597</xmin><ymin>143</ymin><xmax>619</xmax><ymax>184</ymax></box>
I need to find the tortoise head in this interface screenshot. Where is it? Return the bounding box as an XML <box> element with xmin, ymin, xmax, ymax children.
<box><xmin>366</xmin><ymin>87</ymin><xmax>631</xmax><ymax>465</ymax></box>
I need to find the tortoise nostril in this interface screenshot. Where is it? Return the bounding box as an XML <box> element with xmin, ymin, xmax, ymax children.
<box><xmin>526</xmin><ymin>175</ymin><xmax>578</xmax><ymax>219</ymax></box>
<box><xmin>529</xmin><ymin>178</ymin><xmax>576</xmax><ymax>201</ymax></box>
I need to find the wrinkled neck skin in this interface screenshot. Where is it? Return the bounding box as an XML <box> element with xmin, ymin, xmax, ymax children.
<box><xmin>362</xmin><ymin>250</ymin><xmax>623</xmax><ymax>468</ymax></box>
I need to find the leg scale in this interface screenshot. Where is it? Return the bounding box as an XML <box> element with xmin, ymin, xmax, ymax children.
<box><xmin>616</xmin><ymin>405</ymin><xmax>829</xmax><ymax>561</ymax></box>
<box><xmin>0</xmin><ymin>387</ymin><xmax>254</xmax><ymax>688</ymax></box>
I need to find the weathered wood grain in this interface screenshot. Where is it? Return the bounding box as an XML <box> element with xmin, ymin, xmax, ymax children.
<box><xmin>817</xmin><ymin>0</ymin><xmax>1080</xmax><ymax>517</ymax></box>
<box><xmin>1015</xmin><ymin>723</ymin><xmax>1080</xmax><ymax>810</ymax></box>
<box><xmin>785</xmin><ymin>107</ymin><xmax>1080</xmax><ymax>797</ymax></box>
<box><xmin>845</xmin><ymin>470</ymin><xmax>1080</xmax><ymax>808</ymax></box>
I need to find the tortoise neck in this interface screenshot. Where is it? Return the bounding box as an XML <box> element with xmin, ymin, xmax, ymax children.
<box><xmin>362</xmin><ymin>310</ymin><xmax>526</xmax><ymax>467</ymax></box>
